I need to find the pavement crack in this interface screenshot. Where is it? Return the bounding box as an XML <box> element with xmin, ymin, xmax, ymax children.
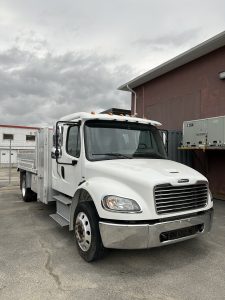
<box><xmin>45</xmin><ymin>251</ymin><xmax>64</xmax><ymax>290</ymax></box>
<box><xmin>38</xmin><ymin>239</ymin><xmax>70</xmax><ymax>292</ymax></box>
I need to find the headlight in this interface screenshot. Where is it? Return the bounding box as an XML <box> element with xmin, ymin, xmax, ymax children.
<box><xmin>102</xmin><ymin>195</ymin><xmax>141</xmax><ymax>213</ymax></box>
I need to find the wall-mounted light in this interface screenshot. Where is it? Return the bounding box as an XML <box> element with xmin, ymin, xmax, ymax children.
<box><xmin>219</xmin><ymin>71</ymin><xmax>225</xmax><ymax>80</ymax></box>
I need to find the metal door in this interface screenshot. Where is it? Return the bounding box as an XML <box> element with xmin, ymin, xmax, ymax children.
<box><xmin>0</xmin><ymin>151</ymin><xmax>9</xmax><ymax>164</ymax></box>
<box><xmin>52</xmin><ymin>124</ymin><xmax>83</xmax><ymax>197</ymax></box>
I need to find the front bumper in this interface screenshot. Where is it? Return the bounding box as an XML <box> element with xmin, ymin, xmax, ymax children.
<box><xmin>99</xmin><ymin>209</ymin><xmax>213</xmax><ymax>249</ymax></box>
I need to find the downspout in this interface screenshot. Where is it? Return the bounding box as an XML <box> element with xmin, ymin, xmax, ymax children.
<box><xmin>126</xmin><ymin>85</ymin><xmax>137</xmax><ymax>116</ymax></box>
<box><xmin>142</xmin><ymin>86</ymin><xmax>145</xmax><ymax>118</ymax></box>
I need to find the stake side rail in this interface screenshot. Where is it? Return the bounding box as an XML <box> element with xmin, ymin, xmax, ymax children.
<box><xmin>17</xmin><ymin>149</ymin><xmax>37</xmax><ymax>174</ymax></box>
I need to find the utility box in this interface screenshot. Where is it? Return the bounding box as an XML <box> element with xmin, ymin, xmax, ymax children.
<box><xmin>183</xmin><ymin>119</ymin><xmax>207</xmax><ymax>147</ymax></box>
<box><xmin>207</xmin><ymin>116</ymin><xmax>225</xmax><ymax>146</ymax></box>
<box><xmin>183</xmin><ymin>116</ymin><xmax>225</xmax><ymax>147</ymax></box>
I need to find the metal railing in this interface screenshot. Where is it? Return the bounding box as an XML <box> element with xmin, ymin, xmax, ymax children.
<box><xmin>0</xmin><ymin>141</ymin><xmax>35</xmax><ymax>185</ymax></box>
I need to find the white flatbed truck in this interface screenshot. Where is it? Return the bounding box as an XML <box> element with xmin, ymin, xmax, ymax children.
<box><xmin>18</xmin><ymin>112</ymin><xmax>213</xmax><ymax>262</ymax></box>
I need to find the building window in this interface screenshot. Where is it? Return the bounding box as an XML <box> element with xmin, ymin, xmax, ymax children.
<box><xmin>26</xmin><ymin>135</ymin><xmax>35</xmax><ymax>141</ymax></box>
<box><xmin>3</xmin><ymin>134</ymin><xmax>14</xmax><ymax>140</ymax></box>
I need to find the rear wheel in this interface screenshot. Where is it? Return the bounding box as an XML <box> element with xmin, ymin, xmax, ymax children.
<box><xmin>21</xmin><ymin>173</ymin><xmax>37</xmax><ymax>202</ymax></box>
<box><xmin>74</xmin><ymin>201</ymin><xmax>105</xmax><ymax>262</ymax></box>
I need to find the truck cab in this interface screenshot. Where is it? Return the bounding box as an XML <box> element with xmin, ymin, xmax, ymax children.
<box><xmin>18</xmin><ymin>112</ymin><xmax>213</xmax><ymax>262</ymax></box>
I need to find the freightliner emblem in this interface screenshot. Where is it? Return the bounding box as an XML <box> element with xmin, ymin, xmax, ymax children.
<box><xmin>178</xmin><ymin>179</ymin><xmax>189</xmax><ymax>183</ymax></box>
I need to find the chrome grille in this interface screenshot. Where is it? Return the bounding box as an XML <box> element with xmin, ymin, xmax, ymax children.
<box><xmin>154</xmin><ymin>183</ymin><xmax>208</xmax><ymax>214</ymax></box>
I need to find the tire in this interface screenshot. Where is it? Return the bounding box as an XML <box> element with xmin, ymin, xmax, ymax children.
<box><xmin>21</xmin><ymin>173</ymin><xmax>37</xmax><ymax>202</ymax></box>
<box><xmin>74</xmin><ymin>201</ymin><xmax>105</xmax><ymax>262</ymax></box>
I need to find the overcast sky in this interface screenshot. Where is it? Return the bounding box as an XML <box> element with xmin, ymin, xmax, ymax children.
<box><xmin>0</xmin><ymin>0</ymin><xmax>225</xmax><ymax>126</ymax></box>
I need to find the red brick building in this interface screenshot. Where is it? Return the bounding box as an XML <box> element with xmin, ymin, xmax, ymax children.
<box><xmin>119</xmin><ymin>31</ymin><xmax>225</xmax><ymax>199</ymax></box>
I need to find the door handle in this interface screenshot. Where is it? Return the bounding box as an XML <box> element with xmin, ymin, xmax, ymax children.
<box><xmin>61</xmin><ymin>166</ymin><xmax>65</xmax><ymax>179</ymax></box>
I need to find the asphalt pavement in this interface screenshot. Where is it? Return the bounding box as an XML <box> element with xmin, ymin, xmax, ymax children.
<box><xmin>0</xmin><ymin>168</ymin><xmax>225</xmax><ymax>300</ymax></box>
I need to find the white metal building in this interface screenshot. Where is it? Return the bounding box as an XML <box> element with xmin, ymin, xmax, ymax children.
<box><xmin>0</xmin><ymin>125</ymin><xmax>39</xmax><ymax>167</ymax></box>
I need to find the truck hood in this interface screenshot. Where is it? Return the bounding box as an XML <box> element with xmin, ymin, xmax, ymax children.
<box><xmin>87</xmin><ymin>158</ymin><xmax>207</xmax><ymax>186</ymax></box>
<box><xmin>85</xmin><ymin>159</ymin><xmax>210</xmax><ymax>221</ymax></box>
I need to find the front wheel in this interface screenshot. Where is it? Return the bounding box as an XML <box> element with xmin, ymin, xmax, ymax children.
<box><xmin>74</xmin><ymin>202</ymin><xmax>105</xmax><ymax>262</ymax></box>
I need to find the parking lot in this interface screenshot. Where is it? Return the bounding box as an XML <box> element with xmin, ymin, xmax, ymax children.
<box><xmin>0</xmin><ymin>168</ymin><xmax>225</xmax><ymax>300</ymax></box>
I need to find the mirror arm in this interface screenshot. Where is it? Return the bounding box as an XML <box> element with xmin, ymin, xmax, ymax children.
<box><xmin>72</xmin><ymin>160</ymin><xmax>77</xmax><ymax>166</ymax></box>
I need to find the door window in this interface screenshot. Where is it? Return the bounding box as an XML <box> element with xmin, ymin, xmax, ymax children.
<box><xmin>66</xmin><ymin>126</ymin><xmax>81</xmax><ymax>158</ymax></box>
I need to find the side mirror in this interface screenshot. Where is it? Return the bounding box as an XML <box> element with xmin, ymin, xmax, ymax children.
<box><xmin>51</xmin><ymin>147</ymin><xmax>62</xmax><ymax>159</ymax></box>
<box><xmin>159</xmin><ymin>130</ymin><xmax>168</xmax><ymax>154</ymax></box>
<box><xmin>52</xmin><ymin>124</ymin><xmax>64</xmax><ymax>160</ymax></box>
<box><xmin>57</xmin><ymin>125</ymin><xmax>64</xmax><ymax>147</ymax></box>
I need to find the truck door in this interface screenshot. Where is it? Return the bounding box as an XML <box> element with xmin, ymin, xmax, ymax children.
<box><xmin>52</xmin><ymin>124</ymin><xmax>83</xmax><ymax>197</ymax></box>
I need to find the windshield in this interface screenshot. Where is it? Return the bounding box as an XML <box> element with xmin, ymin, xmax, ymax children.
<box><xmin>84</xmin><ymin>120</ymin><xmax>167</xmax><ymax>161</ymax></box>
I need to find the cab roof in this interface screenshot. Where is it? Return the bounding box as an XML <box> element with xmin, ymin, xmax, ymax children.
<box><xmin>60</xmin><ymin>112</ymin><xmax>161</xmax><ymax>126</ymax></box>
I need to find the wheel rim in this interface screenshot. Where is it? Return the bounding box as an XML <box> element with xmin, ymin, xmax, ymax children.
<box><xmin>75</xmin><ymin>212</ymin><xmax>91</xmax><ymax>252</ymax></box>
<box><xmin>22</xmin><ymin>179</ymin><xmax>26</xmax><ymax>197</ymax></box>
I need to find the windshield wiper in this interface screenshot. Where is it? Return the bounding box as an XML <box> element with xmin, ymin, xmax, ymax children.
<box><xmin>133</xmin><ymin>152</ymin><xmax>165</xmax><ymax>159</ymax></box>
<box><xmin>92</xmin><ymin>152</ymin><xmax>132</xmax><ymax>159</ymax></box>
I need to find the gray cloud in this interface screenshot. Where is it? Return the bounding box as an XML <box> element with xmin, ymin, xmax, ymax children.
<box><xmin>133</xmin><ymin>29</ymin><xmax>201</xmax><ymax>51</ymax></box>
<box><xmin>0</xmin><ymin>47</ymin><xmax>133</xmax><ymax>126</ymax></box>
<box><xmin>0</xmin><ymin>0</ymin><xmax>225</xmax><ymax>126</ymax></box>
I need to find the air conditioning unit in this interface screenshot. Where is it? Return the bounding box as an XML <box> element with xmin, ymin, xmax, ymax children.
<box><xmin>183</xmin><ymin>119</ymin><xmax>207</xmax><ymax>147</ymax></box>
<box><xmin>183</xmin><ymin>116</ymin><xmax>225</xmax><ymax>147</ymax></box>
